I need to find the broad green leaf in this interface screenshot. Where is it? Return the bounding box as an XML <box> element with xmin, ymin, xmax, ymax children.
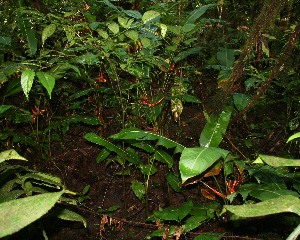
<box><xmin>42</xmin><ymin>24</ymin><xmax>56</xmax><ymax>46</ymax></box>
<box><xmin>142</xmin><ymin>10</ymin><xmax>160</xmax><ymax>24</ymax></box>
<box><xmin>49</xmin><ymin>63</ymin><xmax>80</xmax><ymax>80</ymax></box>
<box><xmin>140</xmin><ymin>37</ymin><xmax>151</xmax><ymax>48</ymax></box>
<box><xmin>179</xmin><ymin>147</ymin><xmax>229</xmax><ymax>183</ymax></box>
<box><xmin>165</xmin><ymin>173</ymin><xmax>182</xmax><ymax>192</ymax></box>
<box><xmin>52</xmin><ymin>208</ymin><xmax>87</xmax><ymax>227</ymax></box>
<box><xmin>232</xmin><ymin>93</ymin><xmax>251</xmax><ymax>111</ymax></box>
<box><xmin>0</xmin><ymin>105</ymin><xmax>12</xmax><ymax>116</ymax></box>
<box><xmin>194</xmin><ymin>233</ymin><xmax>222</xmax><ymax>240</ymax></box>
<box><xmin>0</xmin><ymin>149</ymin><xmax>27</xmax><ymax>163</ymax></box>
<box><xmin>130</xmin><ymin>142</ymin><xmax>156</xmax><ymax>153</ymax></box>
<box><xmin>224</xmin><ymin>195</ymin><xmax>300</xmax><ymax>218</ymax></box>
<box><xmin>181</xmin><ymin>23</ymin><xmax>196</xmax><ymax>33</ymax></box>
<box><xmin>173</xmin><ymin>47</ymin><xmax>201</xmax><ymax>62</ymax></box>
<box><xmin>124</xmin><ymin>10</ymin><xmax>142</xmax><ymax>19</ymax></box>
<box><xmin>21</xmin><ymin>69</ymin><xmax>35</xmax><ymax>99</ymax></box>
<box><xmin>200</xmin><ymin>106</ymin><xmax>232</xmax><ymax>147</ymax></box>
<box><xmin>154</xmin><ymin>150</ymin><xmax>174</xmax><ymax>168</ymax></box>
<box><xmin>110</xmin><ymin>128</ymin><xmax>185</xmax><ymax>153</ymax></box>
<box><xmin>0</xmin><ymin>36</ymin><xmax>11</xmax><ymax>46</ymax></box>
<box><xmin>0</xmin><ymin>191</ymin><xmax>64</xmax><ymax>238</ymax></box>
<box><xmin>118</xmin><ymin>17</ymin><xmax>134</xmax><ymax>29</ymax></box>
<box><xmin>184</xmin><ymin>215</ymin><xmax>209</xmax><ymax>233</ymax></box>
<box><xmin>36</xmin><ymin>72</ymin><xmax>55</xmax><ymax>99</ymax></box>
<box><xmin>125</xmin><ymin>30</ymin><xmax>139</xmax><ymax>42</ymax></box>
<box><xmin>185</xmin><ymin>4</ymin><xmax>216</xmax><ymax>24</ymax></box>
<box><xmin>287</xmin><ymin>132</ymin><xmax>300</xmax><ymax>143</ymax></box>
<box><xmin>154</xmin><ymin>200</ymin><xmax>193</xmax><ymax>221</ymax></box>
<box><xmin>75</xmin><ymin>53</ymin><xmax>99</xmax><ymax>65</ymax></box>
<box><xmin>97</xmin><ymin>29</ymin><xmax>109</xmax><ymax>39</ymax></box>
<box><xmin>107</xmin><ymin>22</ymin><xmax>119</xmax><ymax>34</ymax></box>
<box><xmin>159</xmin><ymin>23</ymin><xmax>167</xmax><ymax>38</ymax></box>
<box><xmin>254</xmin><ymin>155</ymin><xmax>300</xmax><ymax>167</ymax></box>
<box><xmin>217</xmin><ymin>48</ymin><xmax>235</xmax><ymax>68</ymax></box>
<box><xmin>131</xmin><ymin>180</ymin><xmax>145</xmax><ymax>201</ymax></box>
<box><xmin>139</xmin><ymin>164</ymin><xmax>157</xmax><ymax>175</ymax></box>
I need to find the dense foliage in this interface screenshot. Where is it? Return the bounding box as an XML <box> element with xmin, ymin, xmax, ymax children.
<box><xmin>1</xmin><ymin>0</ymin><xmax>300</xmax><ymax>239</ymax></box>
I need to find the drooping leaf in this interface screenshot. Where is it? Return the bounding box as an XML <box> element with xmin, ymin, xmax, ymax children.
<box><xmin>123</xmin><ymin>10</ymin><xmax>142</xmax><ymax>19</ymax></box>
<box><xmin>36</xmin><ymin>72</ymin><xmax>55</xmax><ymax>99</ymax></box>
<box><xmin>107</xmin><ymin>22</ymin><xmax>119</xmax><ymax>34</ymax></box>
<box><xmin>51</xmin><ymin>208</ymin><xmax>87</xmax><ymax>227</ymax></box>
<box><xmin>17</xmin><ymin>10</ymin><xmax>37</xmax><ymax>56</ymax></box>
<box><xmin>110</xmin><ymin>128</ymin><xmax>185</xmax><ymax>153</ymax></box>
<box><xmin>49</xmin><ymin>63</ymin><xmax>80</xmax><ymax>80</ymax></box>
<box><xmin>173</xmin><ymin>47</ymin><xmax>201</xmax><ymax>62</ymax></box>
<box><xmin>0</xmin><ymin>105</ymin><xmax>12</xmax><ymax>116</ymax></box>
<box><xmin>165</xmin><ymin>173</ymin><xmax>182</xmax><ymax>192</ymax></box>
<box><xmin>185</xmin><ymin>4</ymin><xmax>216</xmax><ymax>24</ymax></box>
<box><xmin>154</xmin><ymin>200</ymin><xmax>193</xmax><ymax>221</ymax></box>
<box><xmin>224</xmin><ymin>195</ymin><xmax>300</xmax><ymax>218</ymax></box>
<box><xmin>287</xmin><ymin>132</ymin><xmax>300</xmax><ymax>143</ymax></box>
<box><xmin>179</xmin><ymin>147</ymin><xmax>229</xmax><ymax>183</ymax></box>
<box><xmin>131</xmin><ymin>180</ymin><xmax>145</xmax><ymax>201</ymax></box>
<box><xmin>42</xmin><ymin>24</ymin><xmax>56</xmax><ymax>46</ymax></box>
<box><xmin>232</xmin><ymin>93</ymin><xmax>251</xmax><ymax>111</ymax></box>
<box><xmin>142</xmin><ymin>10</ymin><xmax>161</xmax><ymax>24</ymax></box>
<box><xmin>154</xmin><ymin>150</ymin><xmax>174</xmax><ymax>168</ymax></box>
<box><xmin>21</xmin><ymin>69</ymin><xmax>35</xmax><ymax>100</ymax></box>
<box><xmin>0</xmin><ymin>149</ymin><xmax>27</xmax><ymax>163</ymax></box>
<box><xmin>199</xmin><ymin>106</ymin><xmax>232</xmax><ymax>147</ymax></box>
<box><xmin>253</xmin><ymin>155</ymin><xmax>300</xmax><ymax>167</ymax></box>
<box><xmin>0</xmin><ymin>191</ymin><xmax>64</xmax><ymax>238</ymax></box>
<box><xmin>125</xmin><ymin>30</ymin><xmax>139</xmax><ymax>42</ymax></box>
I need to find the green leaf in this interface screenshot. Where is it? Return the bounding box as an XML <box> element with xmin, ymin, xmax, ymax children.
<box><xmin>154</xmin><ymin>150</ymin><xmax>174</xmax><ymax>168</ymax></box>
<box><xmin>173</xmin><ymin>47</ymin><xmax>201</xmax><ymax>63</ymax></box>
<box><xmin>254</xmin><ymin>155</ymin><xmax>300</xmax><ymax>167</ymax></box>
<box><xmin>179</xmin><ymin>147</ymin><xmax>229</xmax><ymax>183</ymax></box>
<box><xmin>131</xmin><ymin>180</ymin><xmax>145</xmax><ymax>201</ymax></box>
<box><xmin>118</xmin><ymin>17</ymin><xmax>134</xmax><ymax>29</ymax></box>
<box><xmin>124</xmin><ymin>10</ymin><xmax>142</xmax><ymax>19</ymax></box>
<box><xmin>232</xmin><ymin>93</ymin><xmax>251</xmax><ymax>111</ymax></box>
<box><xmin>49</xmin><ymin>63</ymin><xmax>80</xmax><ymax>80</ymax></box>
<box><xmin>194</xmin><ymin>233</ymin><xmax>222</xmax><ymax>240</ymax></box>
<box><xmin>185</xmin><ymin>4</ymin><xmax>216</xmax><ymax>24</ymax></box>
<box><xmin>125</xmin><ymin>30</ymin><xmax>139</xmax><ymax>42</ymax></box>
<box><xmin>97</xmin><ymin>29</ymin><xmax>109</xmax><ymax>39</ymax></box>
<box><xmin>154</xmin><ymin>200</ymin><xmax>193</xmax><ymax>221</ymax></box>
<box><xmin>224</xmin><ymin>195</ymin><xmax>300</xmax><ymax>218</ymax></box>
<box><xmin>287</xmin><ymin>132</ymin><xmax>300</xmax><ymax>143</ymax></box>
<box><xmin>184</xmin><ymin>215</ymin><xmax>209</xmax><ymax>232</ymax></box>
<box><xmin>110</xmin><ymin>128</ymin><xmax>185</xmax><ymax>153</ymax></box>
<box><xmin>130</xmin><ymin>142</ymin><xmax>156</xmax><ymax>153</ymax></box>
<box><xmin>0</xmin><ymin>36</ymin><xmax>11</xmax><ymax>46</ymax></box>
<box><xmin>0</xmin><ymin>191</ymin><xmax>64</xmax><ymax>238</ymax></box>
<box><xmin>36</xmin><ymin>72</ymin><xmax>55</xmax><ymax>99</ymax></box>
<box><xmin>199</xmin><ymin>106</ymin><xmax>232</xmax><ymax>147</ymax></box>
<box><xmin>142</xmin><ymin>10</ymin><xmax>161</xmax><ymax>24</ymax></box>
<box><xmin>96</xmin><ymin>148</ymin><xmax>111</xmax><ymax>163</ymax></box>
<box><xmin>181</xmin><ymin>23</ymin><xmax>196</xmax><ymax>33</ymax></box>
<box><xmin>165</xmin><ymin>173</ymin><xmax>182</xmax><ymax>192</ymax></box>
<box><xmin>217</xmin><ymin>48</ymin><xmax>235</xmax><ymax>68</ymax></box>
<box><xmin>107</xmin><ymin>22</ymin><xmax>119</xmax><ymax>34</ymax></box>
<box><xmin>52</xmin><ymin>208</ymin><xmax>87</xmax><ymax>227</ymax></box>
<box><xmin>42</xmin><ymin>24</ymin><xmax>56</xmax><ymax>46</ymax></box>
<box><xmin>159</xmin><ymin>23</ymin><xmax>167</xmax><ymax>38</ymax></box>
<box><xmin>0</xmin><ymin>105</ymin><xmax>12</xmax><ymax>116</ymax></box>
<box><xmin>21</xmin><ymin>69</ymin><xmax>35</xmax><ymax>100</ymax></box>
<box><xmin>0</xmin><ymin>149</ymin><xmax>27</xmax><ymax>163</ymax></box>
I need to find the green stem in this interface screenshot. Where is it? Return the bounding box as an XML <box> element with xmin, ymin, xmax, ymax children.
<box><xmin>286</xmin><ymin>223</ymin><xmax>300</xmax><ymax>240</ymax></box>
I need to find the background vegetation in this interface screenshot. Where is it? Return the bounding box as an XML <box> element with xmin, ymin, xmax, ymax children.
<box><xmin>1</xmin><ymin>0</ymin><xmax>300</xmax><ymax>239</ymax></box>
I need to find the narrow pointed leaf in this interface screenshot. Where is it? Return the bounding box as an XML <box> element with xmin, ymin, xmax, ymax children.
<box><xmin>36</xmin><ymin>72</ymin><xmax>55</xmax><ymax>99</ymax></box>
<box><xmin>154</xmin><ymin>149</ymin><xmax>174</xmax><ymax>168</ymax></box>
<box><xmin>42</xmin><ymin>24</ymin><xmax>56</xmax><ymax>46</ymax></box>
<box><xmin>21</xmin><ymin>69</ymin><xmax>35</xmax><ymax>99</ymax></box>
<box><xmin>287</xmin><ymin>132</ymin><xmax>300</xmax><ymax>143</ymax></box>
<box><xmin>254</xmin><ymin>155</ymin><xmax>300</xmax><ymax>167</ymax></box>
<box><xmin>185</xmin><ymin>4</ymin><xmax>216</xmax><ymax>24</ymax></box>
<box><xmin>0</xmin><ymin>105</ymin><xmax>12</xmax><ymax>116</ymax></box>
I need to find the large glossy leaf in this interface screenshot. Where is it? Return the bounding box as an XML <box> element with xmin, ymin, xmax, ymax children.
<box><xmin>224</xmin><ymin>195</ymin><xmax>300</xmax><ymax>218</ymax></box>
<box><xmin>184</xmin><ymin>4</ymin><xmax>216</xmax><ymax>24</ymax></box>
<box><xmin>199</xmin><ymin>106</ymin><xmax>232</xmax><ymax>147</ymax></box>
<box><xmin>36</xmin><ymin>72</ymin><xmax>55</xmax><ymax>99</ymax></box>
<box><xmin>21</xmin><ymin>69</ymin><xmax>35</xmax><ymax>100</ymax></box>
<box><xmin>254</xmin><ymin>155</ymin><xmax>300</xmax><ymax>167</ymax></box>
<box><xmin>0</xmin><ymin>191</ymin><xmax>64</xmax><ymax>238</ymax></box>
<box><xmin>111</xmin><ymin>128</ymin><xmax>185</xmax><ymax>153</ymax></box>
<box><xmin>179</xmin><ymin>147</ymin><xmax>229</xmax><ymax>183</ymax></box>
<box><xmin>0</xmin><ymin>149</ymin><xmax>27</xmax><ymax>163</ymax></box>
